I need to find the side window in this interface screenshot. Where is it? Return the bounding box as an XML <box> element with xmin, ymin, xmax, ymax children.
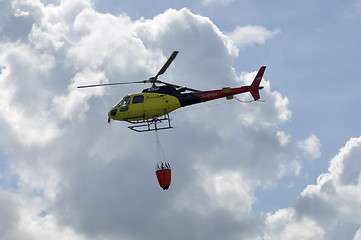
<box><xmin>119</xmin><ymin>106</ymin><xmax>129</xmax><ymax>112</ymax></box>
<box><xmin>132</xmin><ymin>95</ymin><xmax>144</xmax><ymax>104</ymax></box>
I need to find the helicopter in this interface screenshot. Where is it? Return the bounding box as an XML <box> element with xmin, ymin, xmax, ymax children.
<box><xmin>78</xmin><ymin>51</ymin><xmax>266</xmax><ymax>132</ymax></box>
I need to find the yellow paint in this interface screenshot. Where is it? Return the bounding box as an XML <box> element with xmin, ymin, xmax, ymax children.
<box><xmin>222</xmin><ymin>87</ymin><xmax>231</xmax><ymax>93</ymax></box>
<box><xmin>222</xmin><ymin>87</ymin><xmax>233</xmax><ymax>100</ymax></box>
<box><xmin>108</xmin><ymin>93</ymin><xmax>181</xmax><ymax>122</ymax></box>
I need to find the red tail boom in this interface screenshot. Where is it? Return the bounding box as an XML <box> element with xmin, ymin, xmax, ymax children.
<box><xmin>195</xmin><ymin>66</ymin><xmax>266</xmax><ymax>102</ymax></box>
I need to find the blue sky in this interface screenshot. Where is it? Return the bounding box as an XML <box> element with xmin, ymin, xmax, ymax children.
<box><xmin>0</xmin><ymin>0</ymin><xmax>361</xmax><ymax>239</ymax></box>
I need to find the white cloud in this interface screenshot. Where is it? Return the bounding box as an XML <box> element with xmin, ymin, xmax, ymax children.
<box><xmin>264</xmin><ymin>208</ymin><xmax>325</xmax><ymax>240</ymax></box>
<box><xmin>0</xmin><ymin>42</ymin><xmax>61</xmax><ymax>147</ymax></box>
<box><xmin>298</xmin><ymin>134</ymin><xmax>321</xmax><ymax>159</ymax></box>
<box><xmin>279</xmin><ymin>218</ymin><xmax>324</xmax><ymax>240</ymax></box>
<box><xmin>52</xmin><ymin>69</ymin><xmax>107</xmax><ymax>121</ymax></box>
<box><xmin>235</xmin><ymin>71</ymin><xmax>291</xmax><ymax>126</ymax></box>
<box><xmin>277</xmin><ymin>131</ymin><xmax>291</xmax><ymax>147</ymax></box>
<box><xmin>4</xmin><ymin>0</ymin><xmax>360</xmax><ymax>238</ymax></box>
<box><xmin>228</xmin><ymin>25</ymin><xmax>280</xmax><ymax>49</ymax></box>
<box><xmin>265</xmin><ymin>136</ymin><xmax>361</xmax><ymax>240</ymax></box>
<box><xmin>0</xmin><ymin>184</ymin><xmax>86</xmax><ymax>240</ymax></box>
<box><xmin>201</xmin><ymin>169</ymin><xmax>258</xmax><ymax>214</ymax></box>
<box><xmin>354</xmin><ymin>227</ymin><xmax>361</xmax><ymax>240</ymax></box>
<box><xmin>1</xmin><ymin>1</ymin><xmax>346</xmax><ymax>239</ymax></box>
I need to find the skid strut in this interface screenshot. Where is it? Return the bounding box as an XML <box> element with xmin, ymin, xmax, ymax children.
<box><xmin>127</xmin><ymin>113</ymin><xmax>172</xmax><ymax>132</ymax></box>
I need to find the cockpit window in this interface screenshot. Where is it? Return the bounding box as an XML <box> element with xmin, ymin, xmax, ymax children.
<box><xmin>115</xmin><ymin>96</ymin><xmax>131</xmax><ymax>108</ymax></box>
<box><xmin>132</xmin><ymin>95</ymin><xmax>144</xmax><ymax>104</ymax></box>
<box><xmin>123</xmin><ymin>96</ymin><xmax>131</xmax><ymax>106</ymax></box>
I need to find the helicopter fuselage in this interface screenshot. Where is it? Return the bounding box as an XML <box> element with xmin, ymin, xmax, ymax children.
<box><xmin>107</xmin><ymin>65</ymin><xmax>266</xmax><ymax>127</ymax></box>
<box><xmin>108</xmin><ymin>90</ymin><xmax>181</xmax><ymax>122</ymax></box>
<box><xmin>107</xmin><ymin>83</ymin><xmax>263</xmax><ymax>123</ymax></box>
<box><xmin>78</xmin><ymin>48</ymin><xmax>266</xmax><ymax>131</ymax></box>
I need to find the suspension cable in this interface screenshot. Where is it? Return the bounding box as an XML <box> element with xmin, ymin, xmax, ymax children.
<box><xmin>234</xmin><ymin>95</ymin><xmax>265</xmax><ymax>103</ymax></box>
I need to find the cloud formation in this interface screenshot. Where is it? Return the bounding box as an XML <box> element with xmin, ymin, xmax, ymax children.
<box><xmin>228</xmin><ymin>25</ymin><xmax>280</xmax><ymax>49</ymax></box>
<box><xmin>265</xmin><ymin>136</ymin><xmax>361</xmax><ymax>240</ymax></box>
<box><xmin>0</xmin><ymin>0</ymin><xmax>358</xmax><ymax>239</ymax></box>
<box><xmin>297</xmin><ymin>134</ymin><xmax>321</xmax><ymax>159</ymax></box>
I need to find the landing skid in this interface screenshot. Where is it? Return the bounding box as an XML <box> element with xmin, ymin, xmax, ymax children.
<box><xmin>127</xmin><ymin>114</ymin><xmax>173</xmax><ymax>132</ymax></box>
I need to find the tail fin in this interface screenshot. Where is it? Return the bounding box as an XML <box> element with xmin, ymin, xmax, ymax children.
<box><xmin>250</xmin><ymin>66</ymin><xmax>266</xmax><ymax>101</ymax></box>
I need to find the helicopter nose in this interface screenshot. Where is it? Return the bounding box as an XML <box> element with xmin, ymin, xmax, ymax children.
<box><xmin>109</xmin><ymin>108</ymin><xmax>117</xmax><ymax>118</ymax></box>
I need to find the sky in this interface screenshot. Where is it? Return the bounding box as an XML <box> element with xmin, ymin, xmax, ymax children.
<box><xmin>0</xmin><ymin>0</ymin><xmax>361</xmax><ymax>239</ymax></box>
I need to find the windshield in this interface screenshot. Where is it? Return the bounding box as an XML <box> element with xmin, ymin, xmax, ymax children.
<box><xmin>115</xmin><ymin>96</ymin><xmax>131</xmax><ymax>108</ymax></box>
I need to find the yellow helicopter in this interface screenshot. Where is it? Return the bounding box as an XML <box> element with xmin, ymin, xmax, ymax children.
<box><xmin>78</xmin><ymin>51</ymin><xmax>266</xmax><ymax>132</ymax></box>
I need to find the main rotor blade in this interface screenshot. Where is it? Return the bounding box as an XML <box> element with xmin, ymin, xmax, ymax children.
<box><xmin>181</xmin><ymin>86</ymin><xmax>202</xmax><ymax>93</ymax></box>
<box><xmin>156</xmin><ymin>80</ymin><xmax>202</xmax><ymax>93</ymax></box>
<box><xmin>77</xmin><ymin>80</ymin><xmax>149</xmax><ymax>88</ymax></box>
<box><xmin>154</xmin><ymin>51</ymin><xmax>179</xmax><ymax>79</ymax></box>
